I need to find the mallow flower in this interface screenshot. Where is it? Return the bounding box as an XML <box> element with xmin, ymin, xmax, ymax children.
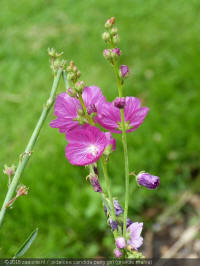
<box><xmin>96</xmin><ymin>97</ymin><xmax>149</xmax><ymax>133</ymax></box>
<box><xmin>65</xmin><ymin>125</ymin><xmax>115</xmax><ymax>166</ymax></box>
<box><xmin>50</xmin><ymin>86</ymin><xmax>106</xmax><ymax>133</ymax></box>
<box><xmin>127</xmin><ymin>222</ymin><xmax>143</xmax><ymax>250</ymax></box>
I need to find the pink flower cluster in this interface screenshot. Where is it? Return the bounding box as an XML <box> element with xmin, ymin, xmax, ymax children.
<box><xmin>50</xmin><ymin>86</ymin><xmax>149</xmax><ymax>166</ymax></box>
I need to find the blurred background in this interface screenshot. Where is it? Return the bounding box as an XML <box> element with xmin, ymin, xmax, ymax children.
<box><xmin>1</xmin><ymin>0</ymin><xmax>200</xmax><ymax>258</ymax></box>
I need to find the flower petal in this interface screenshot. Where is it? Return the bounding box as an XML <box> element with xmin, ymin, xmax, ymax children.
<box><xmin>128</xmin><ymin>222</ymin><xmax>143</xmax><ymax>239</ymax></box>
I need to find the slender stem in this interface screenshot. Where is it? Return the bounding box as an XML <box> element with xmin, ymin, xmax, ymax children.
<box><xmin>0</xmin><ymin>68</ymin><xmax>62</xmax><ymax>228</ymax></box>
<box><xmin>110</xmin><ymin>44</ymin><xmax>130</xmax><ymax>239</ymax></box>
<box><xmin>100</xmin><ymin>157</ymin><xmax>117</xmax><ymax>238</ymax></box>
<box><xmin>74</xmin><ymin>83</ymin><xmax>118</xmax><ymax>237</ymax></box>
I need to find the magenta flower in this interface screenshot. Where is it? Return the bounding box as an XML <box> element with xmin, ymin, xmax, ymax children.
<box><xmin>127</xmin><ymin>222</ymin><xmax>143</xmax><ymax>250</ymax></box>
<box><xmin>97</xmin><ymin>97</ymin><xmax>149</xmax><ymax>133</ymax></box>
<box><xmin>105</xmin><ymin>132</ymin><xmax>116</xmax><ymax>151</ymax></box>
<box><xmin>65</xmin><ymin>125</ymin><xmax>110</xmax><ymax>166</ymax></box>
<box><xmin>137</xmin><ymin>172</ymin><xmax>160</xmax><ymax>189</ymax></box>
<box><xmin>50</xmin><ymin>86</ymin><xmax>106</xmax><ymax>133</ymax></box>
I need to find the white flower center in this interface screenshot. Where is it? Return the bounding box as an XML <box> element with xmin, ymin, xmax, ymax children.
<box><xmin>87</xmin><ymin>144</ymin><xmax>99</xmax><ymax>156</ymax></box>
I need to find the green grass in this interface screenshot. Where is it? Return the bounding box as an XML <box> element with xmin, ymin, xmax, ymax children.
<box><xmin>0</xmin><ymin>0</ymin><xmax>200</xmax><ymax>257</ymax></box>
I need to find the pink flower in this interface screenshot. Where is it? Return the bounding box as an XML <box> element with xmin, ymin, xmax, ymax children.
<box><xmin>65</xmin><ymin>125</ymin><xmax>114</xmax><ymax>166</ymax></box>
<box><xmin>50</xmin><ymin>86</ymin><xmax>106</xmax><ymax>133</ymax></box>
<box><xmin>105</xmin><ymin>132</ymin><xmax>116</xmax><ymax>151</ymax></box>
<box><xmin>127</xmin><ymin>222</ymin><xmax>143</xmax><ymax>250</ymax></box>
<box><xmin>96</xmin><ymin>97</ymin><xmax>149</xmax><ymax>133</ymax></box>
<box><xmin>114</xmin><ymin>248</ymin><xmax>122</xmax><ymax>258</ymax></box>
<box><xmin>116</xmin><ymin>237</ymin><xmax>126</xmax><ymax>249</ymax></box>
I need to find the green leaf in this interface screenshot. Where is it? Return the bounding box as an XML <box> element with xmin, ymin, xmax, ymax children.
<box><xmin>14</xmin><ymin>228</ymin><xmax>38</xmax><ymax>258</ymax></box>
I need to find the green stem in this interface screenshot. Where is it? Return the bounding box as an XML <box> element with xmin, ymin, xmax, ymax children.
<box><xmin>100</xmin><ymin>157</ymin><xmax>117</xmax><ymax>238</ymax></box>
<box><xmin>0</xmin><ymin>68</ymin><xmax>63</xmax><ymax>228</ymax></box>
<box><xmin>73</xmin><ymin>82</ymin><xmax>118</xmax><ymax>237</ymax></box>
<box><xmin>111</xmin><ymin>44</ymin><xmax>130</xmax><ymax>239</ymax></box>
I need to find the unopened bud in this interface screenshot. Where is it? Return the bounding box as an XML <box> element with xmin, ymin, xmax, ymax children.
<box><xmin>89</xmin><ymin>174</ymin><xmax>102</xmax><ymax>193</ymax></box>
<box><xmin>16</xmin><ymin>185</ymin><xmax>29</xmax><ymax>197</ymax></box>
<box><xmin>77</xmin><ymin>108</ymin><xmax>84</xmax><ymax>116</ymax></box>
<box><xmin>67</xmin><ymin>72</ymin><xmax>76</xmax><ymax>81</ymax></box>
<box><xmin>75</xmin><ymin>81</ymin><xmax>85</xmax><ymax>93</ymax></box>
<box><xmin>102</xmin><ymin>32</ymin><xmax>110</xmax><ymax>42</ymax></box>
<box><xmin>77</xmin><ymin>70</ymin><xmax>81</xmax><ymax>78</ymax></box>
<box><xmin>111</xmin><ymin>27</ymin><xmax>118</xmax><ymax>36</ymax></box>
<box><xmin>73</xmin><ymin>66</ymin><xmax>78</xmax><ymax>72</ymax></box>
<box><xmin>112</xmin><ymin>48</ymin><xmax>121</xmax><ymax>56</ymax></box>
<box><xmin>113</xmin><ymin>34</ymin><xmax>120</xmax><ymax>45</ymax></box>
<box><xmin>69</xmin><ymin>60</ymin><xmax>75</xmax><ymax>67</ymax></box>
<box><xmin>105</xmin><ymin>17</ymin><xmax>116</xmax><ymax>28</ymax></box>
<box><xmin>3</xmin><ymin>164</ymin><xmax>15</xmax><ymax>177</ymax></box>
<box><xmin>120</xmin><ymin>65</ymin><xmax>130</xmax><ymax>78</ymax></box>
<box><xmin>114</xmin><ymin>248</ymin><xmax>122</xmax><ymax>258</ymax></box>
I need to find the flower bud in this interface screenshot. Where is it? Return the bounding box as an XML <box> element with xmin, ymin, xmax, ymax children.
<box><xmin>120</xmin><ymin>65</ymin><xmax>129</xmax><ymax>78</ymax></box>
<box><xmin>111</xmin><ymin>27</ymin><xmax>118</xmax><ymax>36</ymax></box>
<box><xmin>67</xmin><ymin>88</ymin><xmax>77</xmax><ymax>98</ymax></box>
<box><xmin>105</xmin><ymin>17</ymin><xmax>116</xmax><ymax>28</ymax></box>
<box><xmin>113</xmin><ymin>199</ymin><xmax>124</xmax><ymax>216</ymax></box>
<box><xmin>127</xmin><ymin>218</ymin><xmax>133</xmax><ymax>228</ymax></box>
<box><xmin>89</xmin><ymin>175</ymin><xmax>102</xmax><ymax>193</ymax></box>
<box><xmin>16</xmin><ymin>185</ymin><xmax>28</xmax><ymax>197</ymax></box>
<box><xmin>116</xmin><ymin>237</ymin><xmax>126</xmax><ymax>249</ymax></box>
<box><xmin>77</xmin><ymin>108</ymin><xmax>84</xmax><ymax>116</ymax></box>
<box><xmin>137</xmin><ymin>172</ymin><xmax>160</xmax><ymax>189</ymax></box>
<box><xmin>113</xmin><ymin>34</ymin><xmax>120</xmax><ymax>44</ymax></box>
<box><xmin>67</xmin><ymin>72</ymin><xmax>76</xmax><ymax>81</ymax></box>
<box><xmin>3</xmin><ymin>164</ymin><xmax>15</xmax><ymax>177</ymax></box>
<box><xmin>77</xmin><ymin>70</ymin><xmax>81</xmax><ymax>78</ymax></box>
<box><xmin>109</xmin><ymin>219</ymin><xmax>118</xmax><ymax>231</ymax></box>
<box><xmin>75</xmin><ymin>81</ymin><xmax>85</xmax><ymax>93</ymax></box>
<box><xmin>103</xmin><ymin>49</ymin><xmax>112</xmax><ymax>59</ymax></box>
<box><xmin>114</xmin><ymin>97</ymin><xmax>126</xmax><ymax>109</ymax></box>
<box><xmin>102</xmin><ymin>32</ymin><xmax>110</xmax><ymax>42</ymax></box>
<box><xmin>112</xmin><ymin>48</ymin><xmax>121</xmax><ymax>56</ymax></box>
<box><xmin>114</xmin><ymin>248</ymin><xmax>122</xmax><ymax>258</ymax></box>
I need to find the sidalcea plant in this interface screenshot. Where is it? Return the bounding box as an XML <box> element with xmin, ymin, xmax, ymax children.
<box><xmin>50</xmin><ymin>17</ymin><xmax>160</xmax><ymax>258</ymax></box>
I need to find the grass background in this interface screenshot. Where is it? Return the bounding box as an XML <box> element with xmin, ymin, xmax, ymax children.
<box><xmin>0</xmin><ymin>0</ymin><xmax>200</xmax><ymax>257</ymax></box>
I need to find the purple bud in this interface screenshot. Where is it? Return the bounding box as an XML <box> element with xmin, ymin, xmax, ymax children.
<box><xmin>116</xmin><ymin>237</ymin><xmax>126</xmax><ymax>249</ymax></box>
<box><xmin>114</xmin><ymin>200</ymin><xmax>124</xmax><ymax>216</ymax></box>
<box><xmin>137</xmin><ymin>172</ymin><xmax>160</xmax><ymax>190</ymax></box>
<box><xmin>87</xmin><ymin>104</ymin><xmax>97</xmax><ymax>115</ymax></box>
<box><xmin>112</xmin><ymin>48</ymin><xmax>121</xmax><ymax>56</ymax></box>
<box><xmin>104</xmin><ymin>205</ymin><xmax>108</xmax><ymax>216</ymax></box>
<box><xmin>104</xmin><ymin>49</ymin><xmax>109</xmax><ymax>56</ymax></box>
<box><xmin>109</xmin><ymin>219</ymin><xmax>118</xmax><ymax>231</ymax></box>
<box><xmin>94</xmin><ymin>166</ymin><xmax>98</xmax><ymax>175</ymax></box>
<box><xmin>120</xmin><ymin>65</ymin><xmax>129</xmax><ymax>78</ymax></box>
<box><xmin>127</xmin><ymin>218</ymin><xmax>133</xmax><ymax>228</ymax></box>
<box><xmin>114</xmin><ymin>97</ymin><xmax>126</xmax><ymax>109</ymax></box>
<box><xmin>89</xmin><ymin>175</ymin><xmax>102</xmax><ymax>192</ymax></box>
<box><xmin>114</xmin><ymin>248</ymin><xmax>122</xmax><ymax>258</ymax></box>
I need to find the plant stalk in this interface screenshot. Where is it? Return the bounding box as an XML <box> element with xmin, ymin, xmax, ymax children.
<box><xmin>0</xmin><ymin>68</ymin><xmax>62</xmax><ymax>228</ymax></box>
<box><xmin>111</xmin><ymin>53</ymin><xmax>130</xmax><ymax>239</ymax></box>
